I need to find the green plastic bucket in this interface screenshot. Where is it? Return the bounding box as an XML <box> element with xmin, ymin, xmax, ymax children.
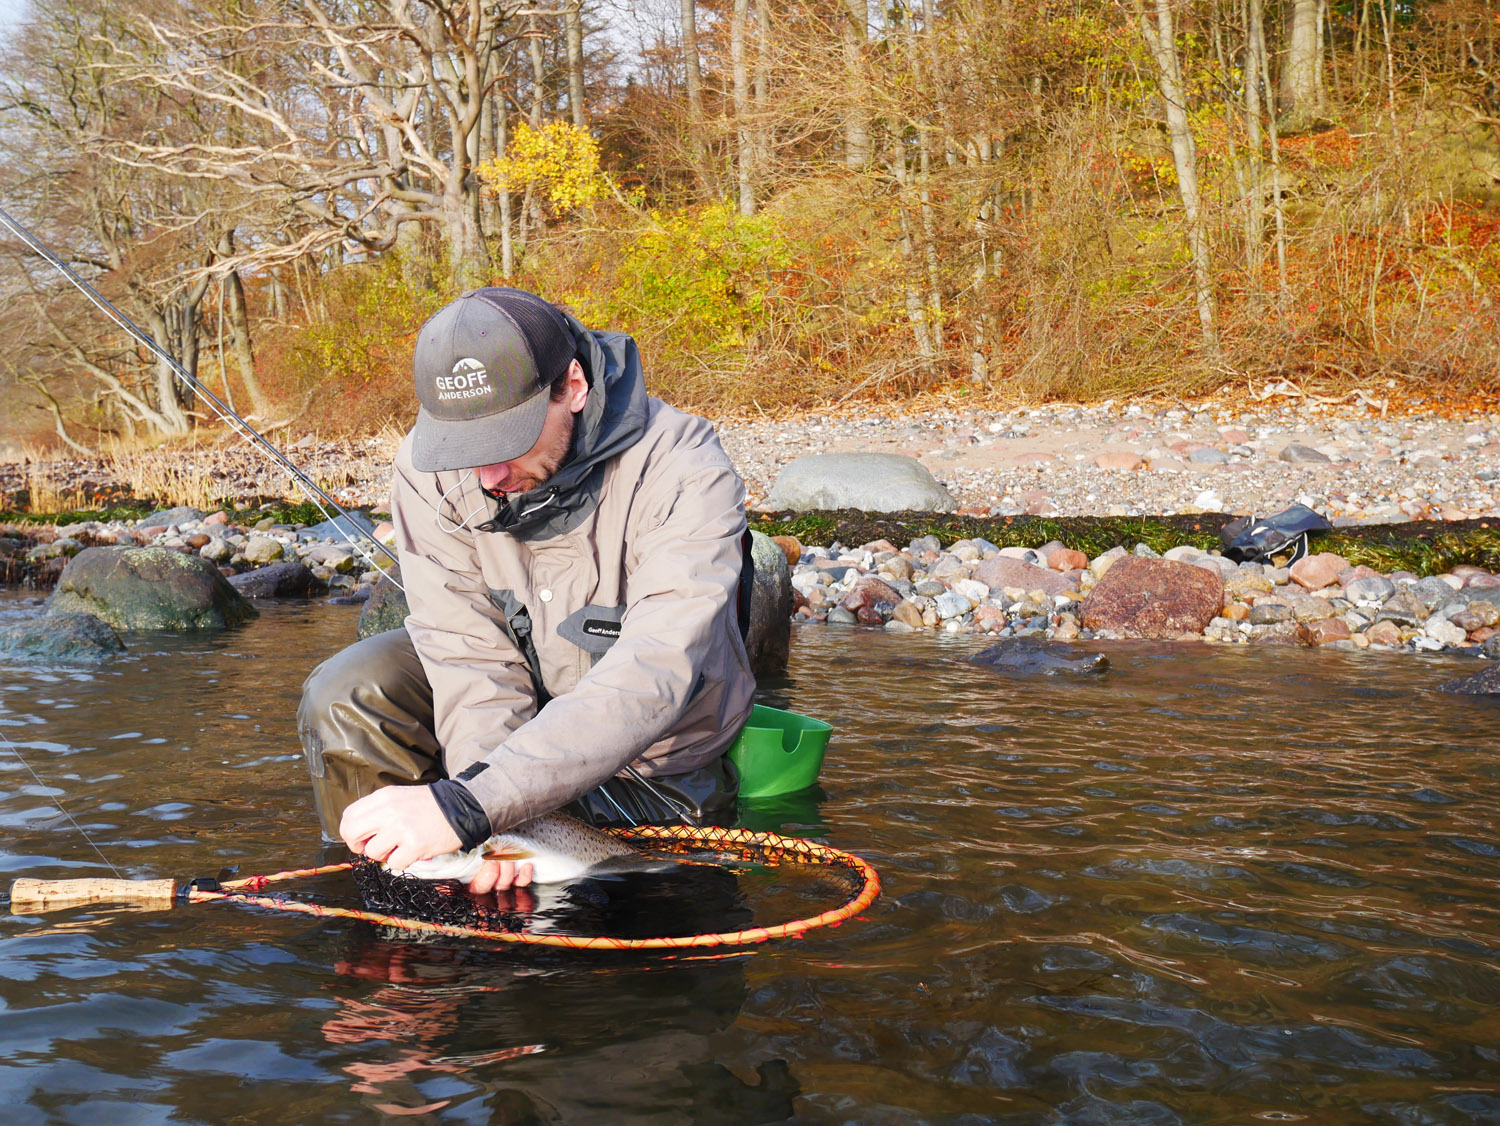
<box><xmin>726</xmin><ymin>705</ymin><xmax>833</xmax><ymax>799</ymax></box>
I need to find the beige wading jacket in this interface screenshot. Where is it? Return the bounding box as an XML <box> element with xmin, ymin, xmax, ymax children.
<box><xmin>390</xmin><ymin>318</ymin><xmax>755</xmax><ymax>830</ymax></box>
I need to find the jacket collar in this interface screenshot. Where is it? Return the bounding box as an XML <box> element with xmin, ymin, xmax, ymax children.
<box><xmin>475</xmin><ymin>315</ymin><xmax>648</xmax><ymax>541</ymax></box>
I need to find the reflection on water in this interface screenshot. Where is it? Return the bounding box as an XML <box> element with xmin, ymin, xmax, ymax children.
<box><xmin>3</xmin><ymin>588</ymin><xmax>1500</xmax><ymax>1122</ymax></box>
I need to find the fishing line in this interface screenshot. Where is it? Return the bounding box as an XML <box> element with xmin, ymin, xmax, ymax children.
<box><xmin>0</xmin><ymin>723</ymin><xmax>123</xmax><ymax>878</ymax></box>
<box><xmin>0</xmin><ymin>204</ymin><xmax>404</xmax><ymax>591</ymax></box>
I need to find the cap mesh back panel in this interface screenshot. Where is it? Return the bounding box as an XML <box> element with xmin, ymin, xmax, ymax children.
<box><xmin>493</xmin><ymin>293</ymin><xmax>574</xmax><ymax>383</ymax></box>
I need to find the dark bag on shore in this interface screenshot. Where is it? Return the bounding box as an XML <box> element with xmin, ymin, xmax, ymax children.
<box><xmin>1219</xmin><ymin>503</ymin><xmax>1332</xmax><ymax>565</ymax></box>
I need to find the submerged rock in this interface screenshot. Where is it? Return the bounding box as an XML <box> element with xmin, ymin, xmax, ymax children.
<box><xmin>47</xmin><ymin>546</ymin><xmax>257</xmax><ymax>631</ymax></box>
<box><xmin>969</xmin><ymin>637</ymin><xmax>1109</xmax><ymax>675</ymax></box>
<box><xmin>0</xmin><ymin>612</ymin><xmax>125</xmax><ymax>662</ymax></box>
<box><xmin>1438</xmin><ymin>663</ymin><xmax>1500</xmax><ymax>696</ymax></box>
<box><xmin>228</xmin><ymin>560</ymin><xmax>315</xmax><ymax>599</ymax></box>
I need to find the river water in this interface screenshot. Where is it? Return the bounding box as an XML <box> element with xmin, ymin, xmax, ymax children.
<box><xmin>2</xmin><ymin>589</ymin><xmax>1499</xmax><ymax>1124</ymax></box>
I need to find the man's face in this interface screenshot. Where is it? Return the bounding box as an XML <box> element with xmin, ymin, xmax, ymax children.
<box><xmin>474</xmin><ymin>362</ymin><xmax>587</xmax><ymax>495</ymax></box>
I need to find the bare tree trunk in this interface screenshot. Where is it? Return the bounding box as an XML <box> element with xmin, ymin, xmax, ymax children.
<box><xmin>216</xmin><ymin>231</ymin><xmax>270</xmax><ymax>417</ymax></box>
<box><xmin>1315</xmin><ymin>0</ymin><xmax>1330</xmax><ymax>110</ymax></box>
<box><xmin>841</xmin><ymin>0</ymin><xmax>872</xmax><ymax>169</ymax></box>
<box><xmin>969</xmin><ymin>133</ymin><xmax>996</xmax><ymax>385</ymax></box>
<box><xmin>899</xmin><ymin>4</ymin><xmax>942</xmax><ymax>333</ymax></box>
<box><xmin>886</xmin><ymin>151</ymin><xmax>937</xmax><ymax>378</ymax></box>
<box><xmin>753</xmin><ymin>0</ymin><xmax>771</xmax><ymax>182</ymax></box>
<box><xmin>732</xmin><ymin>0</ymin><xmax>757</xmax><ymax>215</ymax></box>
<box><xmin>1252</xmin><ymin>0</ymin><xmax>1290</xmax><ymax>298</ymax></box>
<box><xmin>25</xmin><ymin>379</ymin><xmax>94</xmax><ymax>454</ymax></box>
<box><xmin>493</xmin><ymin>88</ymin><xmax>515</xmax><ymax>277</ymax></box>
<box><xmin>145</xmin><ymin>307</ymin><xmax>194</xmax><ymax>436</ymax></box>
<box><xmin>1242</xmin><ymin>0</ymin><xmax>1266</xmax><ymax>283</ymax></box>
<box><xmin>225</xmin><ymin>270</ymin><xmax>268</xmax><ymax>417</ymax></box>
<box><xmin>529</xmin><ymin>17</ymin><xmax>547</xmax><ymax>127</ymax></box>
<box><xmin>521</xmin><ymin>16</ymin><xmax>547</xmax><ymax>262</ymax></box>
<box><xmin>1280</xmin><ymin>0</ymin><xmax>1325</xmax><ymax>124</ymax></box>
<box><xmin>565</xmin><ymin>0</ymin><xmax>587</xmax><ymax>128</ymax></box>
<box><xmin>681</xmin><ymin>0</ymin><xmax>705</xmax><ymax>182</ymax></box>
<box><xmin>1134</xmin><ymin>0</ymin><xmax>1219</xmax><ymax>351</ymax></box>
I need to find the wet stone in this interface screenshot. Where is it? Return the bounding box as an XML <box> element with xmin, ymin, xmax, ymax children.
<box><xmin>0</xmin><ymin>612</ymin><xmax>125</xmax><ymax>662</ymax></box>
<box><xmin>1344</xmin><ymin>575</ymin><xmax>1396</xmax><ymax>605</ymax></box>
<box><xmin>1249</xmin><ymin>620</ymin><xmax>1303</xmax><ymax>645</ymax></box>
<box><xmin>934</xmin><ymin>591</ymin><xmax>973</xmax><ymax>619</ymax></box>
<box><xmin>841</xmin><ymin>575</ymin><xmax>903</xmax><ymax>613</ymax></box>
<box><xmin>1080</xmin><ymin>556</ymin><xmax>1225</xmax><ymax>639</ymax></box>
<box><xmin>1439</xmin><ymin>663</ymin><xmax>1500</xmax><ymax>695</ymax></box>
<box><xmin>1376</xmin><ymin>590</ymin><xmax>1427</xmax><ymax>627</ymax></box>
<box><xmin>1299</xmin><ymin>618</ymin><xmax>1352</xmax><ymax>647</ymax></box>
<box><xmin>1290</xmin><ymin>553</ymin><xmax>1348</xmax><ymax>591</ymax></box>
<box><xmin>1249</xmin><ymin>603</ymin><xmax>1294</xmax><ymax>625</ymax></box>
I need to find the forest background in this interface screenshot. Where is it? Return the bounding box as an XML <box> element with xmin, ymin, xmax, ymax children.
<box><xmin>0</xmin><ymin>0</ymin><xmax>1497</xmax><ymax>460</ymax></box>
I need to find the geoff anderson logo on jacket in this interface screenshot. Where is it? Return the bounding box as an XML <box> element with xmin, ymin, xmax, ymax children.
<box><xmin>435</xmin><ymin>357</ymin><xmax>492</xmax><ymax>400</ymax></box>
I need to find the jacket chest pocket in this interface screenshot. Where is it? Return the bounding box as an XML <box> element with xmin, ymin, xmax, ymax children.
<box><xmin>556</xmin><ymin>604</ymin><xmax>626</xmax><ymax>666</ymax></box>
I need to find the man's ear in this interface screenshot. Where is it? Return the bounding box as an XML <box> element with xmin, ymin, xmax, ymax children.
<box><xmin>564</xmin><ymin>358</ymin><xmax>589</xmax><ymax>413</ymax></box>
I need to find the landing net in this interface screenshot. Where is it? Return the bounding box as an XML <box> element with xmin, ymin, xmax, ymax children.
<box><xmin>188</xmin><ymin>825</ymin><xmax>880</xmax><ymax>951</ymax></box>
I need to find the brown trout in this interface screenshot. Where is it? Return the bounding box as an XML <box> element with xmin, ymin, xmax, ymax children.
<box><xmin>388</xmin><ymin>812</ymin><xmax>643</xmax><ymax>884</ymax></box>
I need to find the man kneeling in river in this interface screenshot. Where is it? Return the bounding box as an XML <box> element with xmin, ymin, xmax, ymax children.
<box><xmin>297</xmin><ymin>287</ymin><xmax>755</xmax><ymax>894</ymax></box>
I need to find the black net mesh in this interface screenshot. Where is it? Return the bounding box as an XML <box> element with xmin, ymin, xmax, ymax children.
<box><xmin>351</xmin><ymin>857</ymin><xmax>523</xmax><ymax>933</ymax></box>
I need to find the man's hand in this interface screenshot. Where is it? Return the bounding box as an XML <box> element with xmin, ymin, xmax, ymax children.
<box><xmin>339</xmin><ymin>785</ymin><xmax>463</xmax><ymax>873</ymax></box>
<box><xmin>468</xmin><ymin>857</ymin><xmax>533</xmax><ymax>895</ymax></box>
<box><xmin>338</xmin><ymin>785</ymin><xmax>535</xmax><ymax>892</ymax></box>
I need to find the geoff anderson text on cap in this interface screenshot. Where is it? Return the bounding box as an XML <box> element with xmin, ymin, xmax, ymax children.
<box><xmin>409</xmin><ymin>287</ymin><xmax>577</xmax><ymax>472</ymax></box>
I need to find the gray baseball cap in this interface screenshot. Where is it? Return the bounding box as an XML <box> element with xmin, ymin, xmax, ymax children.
<box><xmin>409</xmin><ymin>288</ymin><xmax>578</xmax><ymax>472</ymax></box>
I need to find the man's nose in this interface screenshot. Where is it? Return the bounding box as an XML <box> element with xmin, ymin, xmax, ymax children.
<box><xmin>477</xmin><ymin>462</ymin><xmax>513</xmax><ymax>491</ymax></box>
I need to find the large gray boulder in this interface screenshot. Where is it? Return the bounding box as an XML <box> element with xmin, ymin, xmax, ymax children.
<box><xmin>47</xmin><ymin>546</ymin><xmax>257</xmax><ymax>631</ymax></box>
<box><xmin>0</xmin><ymin>613</ymin><xmax>125</xmax><ymax>662</ymax></box>
<box><xmin>745</xmin><ymin>530</ymin><xmax>790</xmax><ymax>676</ymax></box>
<box><xmin>767</xmin><ymin>453</ymin><xmax>956</xmax><ymax>513</ymax></box>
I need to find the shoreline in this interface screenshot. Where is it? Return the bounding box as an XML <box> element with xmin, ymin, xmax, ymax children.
<box><xmin>2</xmin><ymin>395</ymin><xmax>1497</xmax><ymax>525</ymax></box>
<box><xmin>3</xmin><ymin>506</ymin><xmax>1497</xmax><ymax>664</ymax></box>
<box><xmin>3</xmin><ymin>394</ymin><xmax>1496</xmax><ymax>664</ymax></box>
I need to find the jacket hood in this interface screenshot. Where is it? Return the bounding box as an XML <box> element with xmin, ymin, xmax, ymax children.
<box><xmin>476</xmin><ymin>313</ymin><xmax>648</xmax><ymax>540</ymax></box>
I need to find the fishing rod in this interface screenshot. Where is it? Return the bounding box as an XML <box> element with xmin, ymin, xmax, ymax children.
<box><xmin>0</xmin><ymin>203</ymin><xmax>401</xmax><ymax>580</ymax></box>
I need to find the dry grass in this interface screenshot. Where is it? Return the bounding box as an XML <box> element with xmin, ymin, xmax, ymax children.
<box><xmin>104</xmin><ymin>443</ymin><xmax>232</xmax><ymax>511</ymax></box>
<box><xmin>21</xmin><ymin>460</ymin><xmax>89</xmax><ymax>513</ymax></box>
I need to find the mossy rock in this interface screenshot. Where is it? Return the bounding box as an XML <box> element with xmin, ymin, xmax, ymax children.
<box><xmin>46</xmin><ymin>546</ymin><xmax>257</xmax><ymax>631</ymax></box>
<box><xmin>358</xmin><ymin>565</ymin><xmax>409</xmax><ymax>639</ymax></box>
<box><xmin>746</xmin><ymin>529</ymin><xmax>790</xmax><ymax>677</ymax></box>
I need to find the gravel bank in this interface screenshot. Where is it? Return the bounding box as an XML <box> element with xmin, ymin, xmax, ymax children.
<box><xmin>2</xmin><ymin>398</ymin><xmax>1497</xmax><ymax>523</ymax></box>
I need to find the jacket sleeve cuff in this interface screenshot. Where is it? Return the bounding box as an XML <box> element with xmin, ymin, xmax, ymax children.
<box><xmin>429</xmin><ymin>779</ymin><xmax>492</xmax><ymax>850</ymax></box>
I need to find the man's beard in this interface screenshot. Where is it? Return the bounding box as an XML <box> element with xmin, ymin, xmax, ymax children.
<box><xmin>505</xmin><ymin>407</ymin><xmax>576</xmax><ymax>496</ymax></box>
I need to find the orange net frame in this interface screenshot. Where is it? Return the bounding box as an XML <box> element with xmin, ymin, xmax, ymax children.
<box><xmin>190</xmin><ymin>825</ymin><xmax>881</xmax><ymax>951</ymax></box>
